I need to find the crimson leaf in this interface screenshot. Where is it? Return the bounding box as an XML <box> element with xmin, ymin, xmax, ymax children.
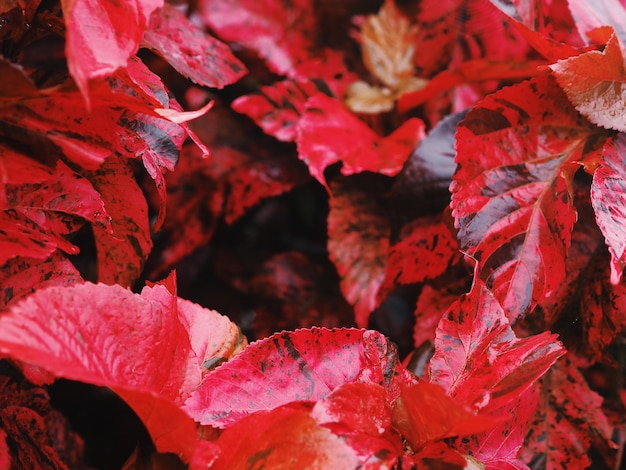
<box><xmin>61</xmin><ymin>0</ymin><xmax>162</xmax><ymax>99</ymax></box>
<box><xmin>183</xmin><ymin>327</ymin><xmax>402</xmax><ymax>428</ymax></box>
<box><xmin>428</xmin><ymin>280</ymin><xmax>565</xmax><ymax>411</ymax></box>
<box><xmin>521</xmin><ymin>356</ymin><xmax>617</xmax><ymax>469</ymax></box>
<box><xmin>327</xmin><ymin>178</ymin><xmax>390</xmax><ymax>328</ymax></box>
<box><xmin>378</xmin><ymin>214</ymin><xmax>460</xmax><ymax>302</ymax></box>
<box><xmin>296</xmin><ymin>94</ymin><xmax>424</xmax><ymax>188</ymax></box>
<box><xmin>142</xmin><ymin>3</ymin><xmax>246</xmax><ymax>88</ymax></box>
<box><xmin>0</xmin><ymin>282</ymin><xmax>245</xmax><ymax>464</ymax></box>
<box><xmin>210</xmin><ymin>403</ymin><xmax>361</xmax><ymax>469</ymax></box>
<box><xmin>449</xmin><ymin>387</ymin><xmax>538</xmax><ymax>470</ymax></box>
<box><xmin>451</xmin><ymin>76</ymin><xmax>606</xmax><ymax>319</ymax></box>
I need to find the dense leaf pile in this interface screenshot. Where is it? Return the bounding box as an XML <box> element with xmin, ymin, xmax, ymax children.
<box><xmin>0</xmin><ymin>0</ymin><xmax>625</xmax><ymax>468</ymax></box>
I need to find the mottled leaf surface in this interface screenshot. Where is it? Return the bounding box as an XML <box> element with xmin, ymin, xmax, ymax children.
<box><xmin>327</xmin><ymin>178</ymin><xmax>390</xmax><ymax>327</ymax></box>
<box><xmin>413</xmin><ymin>278</ymin><xmax>469</xmax><ymax>349</ymax></box>
<box><xmin>522</xmin><ymin>356</ymin><xmax>616</xmax><ymax>469</ymax></box>
<box><xmin>184</xmin><ymin>328</ymin><xmax>401</xmax><ymax>428</ymax></box>
<box><xmin>428</xmin><ymin>281</ymin><xmax>565</xmax><ymax>411</ymax></box>
<box><xmin>0</xmin><ymin>252</ymin><xmax>82</xmax><ymax>310</ymax></box>
<box><xmin>87</xmin><ymin>157</ymin><xmax>152</xmax><ymax>287</ymax></box>
<box><xmin>0</xmin><ymin>282</ymin><xmax>242</xmax><ymax>463</ymax></box>
<box><xmin>414</xmin><ymin>0</ymin><xmax>530</xmax><ymax>77</ymax></box>
<box><xmin>450</xmin><ymin>387</ymin><xmax>538</xmax><ymax>470</ymax></box>
<box><xmin>378</xmin><ymin>215</ymin><xmax>460</xmax><ymax>301</ymax></box>
<box><xmin>591</xmin><ymin>134</ymin><xmax>626</xmax><ymax>283</ymax></box>
<box><xmin>581</xmin><ymin>254</ymin><xmax>626</xmax><ymax>361</ymax></box>
<box><xmin>452</xmin><ymin>76</ymin><xmax>604</xmax><ymax>319</ymax></box>
<box><xmin>142</xmin><ymin>4</ymin><xmax>246</xmax><ymax>88</ymax></box>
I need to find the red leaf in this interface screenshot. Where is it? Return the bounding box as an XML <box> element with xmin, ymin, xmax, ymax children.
<box><xmin>296</xmin><ymin>94</ymin><xmax>424</xmax><ymax>188</ymax></box>
<box><xmin>490</xmin><ymin>0</ymin><xmax>583</xmax><ymax>62</ymax></box>
<box><xmin>0</xmin><ymin>429</ymin><xmax>8</xmax><ymax>470</ymax></box>
<box><xmin>327</xmin><ymin>178</ymin><xmax>390</xmax><ymax>327</ymax></box>
<box><xmin>449</xmin><ymin>387</ymin><xmax>538</xmax><ymax>470</ymax></box>
<box><xmin>550</xmin><ymin>31</ymin><xmax>626</xmax><ymax>132</ymax></box>
<box><xmin>428</xmin><ymin>280</ymin><xmax>565</xmax><ymax>411</ymax></box>
<box><xmin>1</xmin><ymin>156</ymin><xmax>111</xmax><ymax>265</ymax></box>
<box><xmin>392</xmin><ymin>381</ymin><xmax>499</xmax><ymax>451</ymax></box>
<box><xmin>211</xmin><ymin>403</ymin><xmax>360</xmax><ymax>469</ymax></box>
<box><xmin>10</xmin><ymin>160</ymin><xmax>111</xmax><ymax>236</ymax></box>
<box><xmin>0</xmin><ymin>252</ymin><xmax>82</xmax><ymax>310</ymax></box>
<box><xmin>87</xmin><ymin>157</ymin><xmax>152</xmax><ymax>287</ymax></box>
<box><xmin>521</xmin><ymin>356</ymin><xmax>616</xmax><ymax>469</ymax></box>
<box><xmin>232</xmin><ymin>79</ymin><xmax>325</xmax><ymax>142</ymax></box>
<box><xmin>61</xmin><ymin>0</ymin><xmax>162</xmax><ymax>99</ymax></box>
<box><xmin>451</xmin><ymin>76</ymin><xmax>605</xmax><ymax>319</ymax></box>
<box><xmin>413</xmin><ymin>277</ymin><xmax>469</xmax><ymax>349</ymax></box>
<box><xmin>210</xmin><ymin>146</ymin><xmax>309</xmax><ymax>225</ymax></box>
<box><xmin>398</xmin><ymin>59</ymin><xmax>548</xmax><ymax>113</ymax></box>
<box><xmin>149</xmin><ymin>144</ymin><xmax>308</xmax><ymax>276</ymax></box>
<box><xmin>0</xmin><ymin>282</ymin><xmax>243</xmax><ymax>463</ymax></box>
<box><xmin>378</xmin><ymin>215</ymin><xmax>460</xmax><ymax>301</ymax></box>
<box><xmin>142</xmin><ymin>4</ymin><xmax>246</xmax><ymax>89</ymax></box>
<box><xmin>581</xmin><ymin>254</ymin><xmax>626</xmax><ymax>361</ymax></box>
<box><xmin>311</xmin><ymin>382</ymin><xmax>403</xmax><ymax>467</ymax></box>
<box><xmin>0</xmin><ymin>369</ymin><xmax>84</xmax><ymax>469</ymax></box>
<box><xmin>147</xmin><ymin>146</ymin><xmax>223</xmax><ymax>276</ymax></box>
<box><xmin>414</xmin><ymin>0</ymin><xmax>531</xmax><ymax>77</ymax></box>
<box><xmin>567</xmin><ymin>0</ymin><xmax>626</xmax><ymax>46</ymax></box>
<box><xmin>592</xmin><ymin>135</ymin><xmax>626</xmax><ymax>283</ymax></box>
<box><xmin>198</xmin><ymin>0</ymin><xmax>317</xmax><ymax>76</ymax></box>
<box><xmin>0</xmin><ymin>59</ymin><xmax>189</xmax><ymax>172</ymax></box>
<box><xmin>183</xmin><ymin>328</ymin><xmax>402</xmax><ymax>428</ymax></box>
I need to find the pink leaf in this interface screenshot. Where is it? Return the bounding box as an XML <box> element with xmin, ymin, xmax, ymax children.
<box><xmin>142</xmin><ymin>4</ymin><xmax>246</xmax><ymax>88</ymax></box>
<box><xmin>211</xmin><ymin>403</ymin><xmax>360</xmax><ymax>469</ymax></box>
<box><xmin>61</xmin><ymin>0</ymin><xmax>163</xmax><ymax>99</ymax></box>
<box><xmin>0</xmin><ymin>281</ymin><xmax>243</xmax><ymax>464</ymax></box>
<box><xmin>428</xmin><ymin>280</ymin><xmax>565</xmax><ymax>411</ymax></box>
<box><xmin>183</xmin><ymin>327</ymin><xmax>402</xmax><ymax>428</ymax></box>
<box><xmin>592</xmin><ymin>134</ymin><xmax>626</xmax><ymax>284</ymax></box>
<box><xmin>296</xmin><ymin>94</ymin><xmax>424</xmax><ymax>188</ymax></box>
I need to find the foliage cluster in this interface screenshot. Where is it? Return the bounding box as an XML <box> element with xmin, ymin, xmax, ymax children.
<box><xmin>0</xmin><ymin>0</ymin><xmax>625</xmax><ymax>469</ymax></box>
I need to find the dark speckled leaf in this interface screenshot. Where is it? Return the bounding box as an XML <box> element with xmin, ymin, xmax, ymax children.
<box><xmin>142</xmin><ymin>4</ymin><xmax>246</xmax><ymax>89</ymax></box>
<box><xmin>183</xmin><ymin>327</ymin><xmax>402</xmax><ymax>428</ymax></box>
<box><xmin>452</xmin><ymin>76</ymin><xmax>607</xmax><ymax>320</ymax></box>
<box><xmin>428</xmin><ymin>280</ymin><xmax>565</xmax><ymax>411</ymax></box>
<box><xmin>591</xmin><ymin>134</ymin><xmax>626</xmax><ymax>284</ymax></box>
<box><xmin>87</xmin><ymin>157</ymin><xmax>152</xmax><ymax>287</ymax></box>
